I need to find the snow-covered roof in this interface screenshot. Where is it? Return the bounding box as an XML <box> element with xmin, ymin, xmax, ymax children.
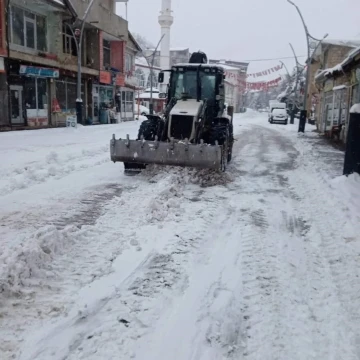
<box><xmin>146</xmin><ymin>47</ymin><xmax>189</xmax><ymax>53</ymax></box>
<box><xmin>136</xmin><ymin>92</ymin><xmax>163</xmax><ymax>100</ymax></box>
<box><xmin>135</xmin><ymin>56</ymin><xmax>161</xmax><ymax>69</ymax></box>
<box><xmin>216</xmin><ymin>64</ymin><xmax>240</xmax><ymax>71</ymax></box>
<box><xmin>315</xmin><ymin>45</ymin><xmax>360</xmax><ymax>82</ymax></box>
<box><xmin>322</xmin><ymin>38</ymin><xmax>360</xmax><ymax>48</ymax></box>
<box><xmin>350</xmin><ymin>104</ymin><xmax>360</xmax><ymax>113</ymax></box>
<box><xmin>174</xmin><ymin>63</ymin><xmax>227</xmax><ymax>71</ymax></box>
<box><xmin>333</xmin><ymin>85</ymin><xmax>347</xmax><ymax>91</ymax></box>
<box><xmin>50</xmin><ymin>0</ymin><xmax>65</xmax><ymax>5</ymax></box>
<box><xmin>170</xmin><ymin>47</ymin><xmax>189</xmax><ymax>52</ymax></box>
<box><xmin>144</xmin><ymin>88</ymin><xmax>159</xmax><ymax>93</ymax></box>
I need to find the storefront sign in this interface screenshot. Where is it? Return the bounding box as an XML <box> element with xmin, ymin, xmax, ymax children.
<box><xmin>100</xmin><ymin>71</ymin><xmax>111</xmax><ymax>84</ymax></box>
<box><xmin>66</xmin><ymin>115</ymin><xmax>77</xmax><ymax>128</ymax></box>
<box><xmin>116</xmin><ymin>74</ymin><xmax>125</xmax><ymax>86</ymax></box>
<box><xmin>19</xmin><ymin>65</ymin><xmax>59</xmax><ymax>78</ymax></box>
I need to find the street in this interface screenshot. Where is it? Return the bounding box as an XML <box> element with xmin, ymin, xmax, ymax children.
<box><xmin>1</xmin><ymin>111</ymin><xmax>360</xmax><ymax>359</ymax></box>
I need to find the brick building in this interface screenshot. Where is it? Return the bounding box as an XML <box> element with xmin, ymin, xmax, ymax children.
<box><xmin>0</xmin><ymin>0</ymin><xmax>142</xmax><ymax>130</ymax></box>
<box><xmin>312</xmin><ymin>39</ymin><xmax>360</xmax><ymax>142</ymax></box>
<box><xmin>307</xmin><ymin>39</ymin><xmax>360</xmax><ymax>130</ymax></box>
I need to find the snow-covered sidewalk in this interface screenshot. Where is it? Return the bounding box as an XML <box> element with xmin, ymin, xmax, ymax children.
<box><xmin>1</xmin><ymin>111</ymin><xmax>360</xmax><ymax>360</ymax></box>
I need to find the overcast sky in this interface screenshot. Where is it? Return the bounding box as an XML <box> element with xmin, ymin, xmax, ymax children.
<box><xmin>116</xmin><ymin>0</ymin><xmax>360</xmax><ymax>77</ymax></box>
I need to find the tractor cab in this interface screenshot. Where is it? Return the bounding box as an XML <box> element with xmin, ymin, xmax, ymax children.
<box><xmin>159</xmin><ymin>56</ymin><xmax>226</xmax><ymax>119</ymax></box>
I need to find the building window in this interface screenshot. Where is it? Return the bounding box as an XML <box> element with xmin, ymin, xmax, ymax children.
<box><xmin>125</xmin><ymin>53</ymin><xmax>134</xmax><ymax>73</ymax></box>
<box><xmin>147</xmin><ymin>72</ymin><xmax>158</xmax><ymax>89</ymax></box>
<box><xmin>10</xmin><ymin>6</ymin><xmax>47</xmax><ymax>52</ymax></box>
<box><xmin>135</xmin><ymin>68</ymin><xmax>146</xmax><ymax>88</ymax></box>
<box><xmin>62</xmin><ymin>23</ymin><xmax>77</xmax><ymax>56</ymax></box>
<box><xmin>122</xmin><ymin>91</ymin><xmax>134</xmax><ymax>113</ymax></box>
<box><xmin>103</xmin><ymin>40</ymin><xmax>111</xmax><ymax>69</ymax></box>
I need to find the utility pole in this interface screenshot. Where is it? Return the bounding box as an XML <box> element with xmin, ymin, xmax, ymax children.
<box><xmin>287</xmin><ymin>0</ymin><xmax>327</xmax><ymax>132</ymax></box>
<box><xmin>289</xmin><ymin>43</ymin><xmax>303</xmax><ymax>124</ymax></box>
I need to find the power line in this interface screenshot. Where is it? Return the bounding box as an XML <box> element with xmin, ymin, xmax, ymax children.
<box><xmin>242</xmin><ymin>55</ymin><xmax>307</xmax><ymax>62</ymax></box>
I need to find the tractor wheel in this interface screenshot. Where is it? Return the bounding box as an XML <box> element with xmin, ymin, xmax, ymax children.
<box><xmin>209</xmin><ymin>123</ymin><xmax>230</xmax><ymax>172</ymax></box>
<box><xmin>124</xmin><ymin>119</ymin><xmax>163</xmax><ymax>174</ymax></box>
<box><xmin>137</xmin><ymin>119</ymin><xmax>165</xmax><ymax>141</ymax></box>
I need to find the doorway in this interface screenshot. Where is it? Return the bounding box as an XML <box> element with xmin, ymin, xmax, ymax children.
<box><xmin>10</xmin><ymin>85</ymin><xmax>24</xmax><ymax>125</ymax></box>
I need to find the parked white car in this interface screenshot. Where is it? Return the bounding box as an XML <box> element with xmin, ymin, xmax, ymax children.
<box><xmin>269</xmin><ymin>108</ymin><xmax>288</xmax><ymax>125</ymax></box>
<box><xmin>134</xmin><ymin>104</ymin><xmax>150</xmax><ymax>116</ymax></box>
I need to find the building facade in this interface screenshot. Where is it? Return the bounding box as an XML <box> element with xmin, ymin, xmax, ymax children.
<box><xmin>0</xmin><ymin>0</ymin><xmax>142</xmax><ymax>130</ymax></box>
<box><xmin>307</xmin><ymin>39</ymin><xmax>360</xmax><ymax>130</ymax></box>
<box><xmin>134</xmin><ymin>56</ymin><xmax>161</xmax><ymax>90</ymax></box>
<box><xmin>309</xmin><ymin>39</ymin><xmax>360</xmax><ymax>139</ymax></box>
<box><xmin>314</xmin><ymin>42</ymin><xmax>360</xmax><ymax>142</ymax></box>
<box><xmin>209</xmin><ymin>59</ymin><xmax>249</xmax><ymax>112</ymax></box>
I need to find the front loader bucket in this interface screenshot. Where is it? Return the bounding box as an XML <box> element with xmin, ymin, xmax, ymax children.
<box><xmin>110</xmin><ymin>135</ymin><xmax>222</xmax><ymax>170</ymax></box>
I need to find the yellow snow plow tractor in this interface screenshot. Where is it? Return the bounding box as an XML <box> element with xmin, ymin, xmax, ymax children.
<box><xmin>110</xmin><ymin>51</ymin><xmax>234</xmax><ymax>173</ymax></box>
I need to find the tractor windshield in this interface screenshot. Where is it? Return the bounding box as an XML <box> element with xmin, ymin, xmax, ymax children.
<box><xmin>170</xmin><ymin>68</ymin><xmax>216</xmax><ymax>101</ymax></box>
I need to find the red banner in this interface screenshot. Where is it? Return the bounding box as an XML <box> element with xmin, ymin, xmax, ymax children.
<box><xmin>246</xmin><ymin>63</ymin><xmax>284</xmax><ymax>78</ymax></box>
<box><xmin>236</xmin><ymin>76</ymin><xmax>282</xmax><ymax>91</ymax></box>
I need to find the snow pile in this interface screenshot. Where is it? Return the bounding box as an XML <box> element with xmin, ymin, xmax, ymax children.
<box><xmin>330</xmin><ymin>172</ymin><xmax>360</xmax><ymax>215</ymax></box>
<box><xmin>350</xmin><ymin>103</ymin><xmax>360</xmax><ymax>113</ymax></box>
<box><xmin>0</xmin><ymin>225</ymin><xmax>80</xmax><ymax>297</ymax></box>
<box><xmin>0</xmin><ymin>122</ymin><xmax>139</xmax><ymax>196</ymax></box>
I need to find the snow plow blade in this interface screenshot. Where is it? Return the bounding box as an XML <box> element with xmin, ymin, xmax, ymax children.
<box><xmin>110</xmin><ymin>135</ymin><xmax>222</xmax><ymax>170</ymax></box>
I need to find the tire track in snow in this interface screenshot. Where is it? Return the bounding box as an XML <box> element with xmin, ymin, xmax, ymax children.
<box><xmin>13</xmin><ymin>168</ymin><xmax>227</xmax><ymax>360</ymax></box>
<box><xmin>232</xmin><ymin>125</ymin><xmax>345</xmax><ymax>360</ymax></box>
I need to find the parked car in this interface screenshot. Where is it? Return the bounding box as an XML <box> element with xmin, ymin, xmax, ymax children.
<box><xmin>134</xmin><ymin>104</ymin><xmax>150</xmax><ymax>116</ymax></box>
<box><xmin>269</xmin><ymin>108</ymin><xmax>288</xmax><ymax>125</ymax></box>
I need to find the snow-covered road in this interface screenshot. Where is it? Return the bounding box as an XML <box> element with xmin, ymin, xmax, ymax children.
<box><xmin>1</xmin><ymin>112</ymin><xmax>360</xmax><ymax>360</ymax></box>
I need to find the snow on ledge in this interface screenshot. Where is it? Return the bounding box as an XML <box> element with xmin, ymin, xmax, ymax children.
<box><xmin>333</xmin><ymin>85</ymin><xmax>347</xmax><ymax>91</ymax></box>
<box><xmin>350</xmin><ymin>104</ymin><xmax>360</xmax><ymax>114</ymax></box>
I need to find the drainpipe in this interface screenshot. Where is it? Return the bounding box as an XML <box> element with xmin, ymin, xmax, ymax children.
<box><xmin>5</xmin><ymin>0</ymin><xmax>12</xmax><ymax>129</ymax></box>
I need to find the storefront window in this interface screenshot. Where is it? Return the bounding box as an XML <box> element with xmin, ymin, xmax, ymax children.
<box><xmin>24</xmin><ymin>78</ymin><xmax>36</xmax><ymax>109</ymax></box>
<box><xmin>24</xmin><ymin>77</ymin><xmax>48</xmax><ymax>112</ymax></box>
<box><xmin>99</xmin><ymin>86</ymin><xmax>114</xmax><ymax>109</ymax></box>
<box><xmin>121</xmin><ymin>90</ymin><xmax>134</xmax><ymax>112</ymax></box>
<box><xmin>56</xmin><ymin>79</ymin><xmax>84</xmax><ymax>113</ymax></box>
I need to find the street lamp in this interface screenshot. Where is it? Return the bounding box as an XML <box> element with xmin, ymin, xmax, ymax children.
<box><xmin>142</xmin><ymin>34</ymin><xmax>165</xmax><ymax>115</ymax></box>
<box><xmin>288</xmin><ymin>43</ymin><xmax>304</xmax><ymax>124</ymax></box>
<box><xmin>287</xmin><ymin>0</ymin><xmax>327</xmax><ymax>132</ymax></box>
<box><xmin>66</xmin><ymin>0</ymin><xmax>96</xmax><ymax>125</ymax></box>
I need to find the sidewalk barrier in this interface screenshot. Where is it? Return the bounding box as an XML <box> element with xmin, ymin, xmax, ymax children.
<box><xmin>298</xmin><ymin>110</ymin><xmax>306</xmax><ymax>133</ymax></box>
<box><xmin>343</xmin><ymin>104</ymin><xmax>360</xmax><ymax>176</ymax></box>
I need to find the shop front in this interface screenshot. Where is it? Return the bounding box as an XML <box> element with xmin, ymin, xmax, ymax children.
<box><xmin>92</xmin><ymin>71</ymin><xmax>115</xmax><ymax>124</ymax></box>
<box><xmin>54</xmin><ymin>75</ymin><xmax>85</xmax><ymax>126</ymax></box>
<box><xmin>120</xmin><ymin>86</ymin><xmax>134</xmax><ymax>121</ymax></box>
<box><xmin>9</xmin><ymin>62</ymin><xmax>58</xmax><ymax>127</ymax></box>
